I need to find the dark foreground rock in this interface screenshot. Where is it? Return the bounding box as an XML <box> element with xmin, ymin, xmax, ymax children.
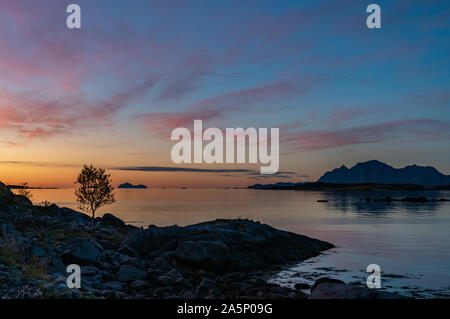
<box><xmin>122</xmin><ymin>219</ymin><xmax>333</xmax><ymax>273</ymax></box>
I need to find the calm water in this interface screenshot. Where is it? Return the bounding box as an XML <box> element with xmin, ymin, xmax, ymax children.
<box><xmin>31</xmin><ymin>188</ymin><xmax>450</xmax><ymax>298</ymax></box>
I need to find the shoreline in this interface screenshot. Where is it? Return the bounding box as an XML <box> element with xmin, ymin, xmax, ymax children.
<box><xmin>0</xmin><ymin>181</ymin><xmax>407</xmax><ymax>299</ymax></box>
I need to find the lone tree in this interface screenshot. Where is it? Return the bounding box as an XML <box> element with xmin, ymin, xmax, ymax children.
<box><xmin>75</xmin><ymin>164</ymin><xmax>115</xmax><ymax>220</ymax></box>
<box><xmin>14</xmin><ymin>182</ymin><xmax>33</xmax><ymax>200</ymax></box>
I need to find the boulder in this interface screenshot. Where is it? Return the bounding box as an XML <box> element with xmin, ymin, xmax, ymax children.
<box><xmin>117</xmin><ymin>245</ymin><xmax>137</xmax><ymax>257</ymax></box>
<box><xmin>59</xmin><ymin>207</ymin><xmax>91</xmax><ymax>222</ymax></box>
<box><xmin>102</xmin><ymin>213</ymin><xmax>125</xmax><ymax>228</ymax></box>
<box><xmin>60</xmin><ymin>239</ymin><xmax>103</xmax><ymax>266</ymax></box>
<box><xmin>0</xmin><ymin>182</ymin><xmax>33</xmax><ymax>210</ymax></box>
<box><xmin>118</xmin><ymin>264</ymin><xmax>147</xmax><ymax>282</ymax></box>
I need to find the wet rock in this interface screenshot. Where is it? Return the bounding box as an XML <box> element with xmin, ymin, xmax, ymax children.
<box><xmin>118</xmin><ymin>264</ymin><xmax>147</xmax><ymax>282</ymax></box>
<box><xmin>294</xmin><ymin>283</ymin><xmax>311</xmax><ymax>290</ymax></box>
<box><xmin>310</xmin><ymin>278</ymin><xmax>405</xmax><ymax>299</ymax></box>
<box><xmin>310</xmin><ymin>277</ymin><xmax>344</xmax><ymax>291</ymax></box>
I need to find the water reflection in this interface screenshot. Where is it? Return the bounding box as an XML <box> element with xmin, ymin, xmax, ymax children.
<box><xmin>319</xmin><ymin>191</ymin><xmax>446</xmax><ymax>216</ymax></box>
<box><xmin>30</xmin><ymin>188</ymin><xmax>450</xmax><ymax>298</ymax></box>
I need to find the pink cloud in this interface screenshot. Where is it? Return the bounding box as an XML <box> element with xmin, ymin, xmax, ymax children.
<box><xmin>0</xmin><ymin>76</ymin><xmax>158</xmax><ymax>141</ymax></box>
<box><xmin>282</xmin><ymin>118</ymin><xmax>450</xmax><ymax>152</ymax></box>
<box><xmin>138</xmin><ymin>78</ymin><xmax>317</xmax><ymax>137</ymax></box>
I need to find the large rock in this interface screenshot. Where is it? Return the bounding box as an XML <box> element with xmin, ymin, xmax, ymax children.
<box><xmin>117</xmin><ymin>245</ymin><xmax>137</xmax><ymax>257</ymax></box>
<box><xmin>122</xmin><ymin>219</ymin><xmax>333</xmax><ymax>273</ymax></box>
<box><xmin>309</xmin><ymin>278</ymin><xmax>406</xmax><ymax>299</ymax></box>
<box><xmin>118</xmin><ymin>264</ymin><xmax>147</xmax><ymax>282</ymax></box>
<box><xmin>175</xmin><ymin>240</ymin><xmax>230</xmax><ymax>268</ymax></box>
<box><xmin>45</xmin><ymin>254</ymin><xmax>66</xmax><ymax>273</ymax></box>
<box><xmin>0</xmin><ymin>182</ymin><xmax>32</xmax><ymax>210</ymax></box>
<box><xmin>102</xmin><ymin>213</ymin><xmax>125</xmax><ymax>228</ymax></box>
<box><xmin>60</xmin><ymin>239</ymin><xmax>103</xmax><ymax>266</ymax></box>
<box><xmin>33</xmin><ymin>204</ymin><xmax>91</xmax><ymax>223</ymax></box>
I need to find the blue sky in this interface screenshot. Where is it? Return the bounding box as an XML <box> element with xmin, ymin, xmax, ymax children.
<box><xmin>0</xmin><ymin>0</ymin><xmax>449</xmax><ymax>187</ymax></box>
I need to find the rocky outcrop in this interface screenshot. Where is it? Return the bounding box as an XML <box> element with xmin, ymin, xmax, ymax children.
<box><xmin>122</xmin><ymin>219</ymin><xmax>333</xmax><ymax>273</ymax></box>
<box><xmin>102</xmin><ymin>213</ymin><xmax>125</xmax><ymax>228</ymax></box>
<box><xmin>0</xmin><ymin>182</ymin><xmax>32</xmax><ymax>211</ymax></box>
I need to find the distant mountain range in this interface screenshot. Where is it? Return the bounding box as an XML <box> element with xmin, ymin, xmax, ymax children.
<box><xmin>317</xmin><ymin>160</ymin><xmax>450</xmax><ymax>186</ymax></box>
<box><xmin>117</xmin><ymin>182</ymin><xmax>148</xmax><ymax>189</ymax></box>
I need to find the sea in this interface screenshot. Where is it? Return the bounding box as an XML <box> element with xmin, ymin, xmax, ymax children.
<box><xmin>31</xmin><ymin>188</ymin><xmax>450</xmax><ymax>298</ymax></box>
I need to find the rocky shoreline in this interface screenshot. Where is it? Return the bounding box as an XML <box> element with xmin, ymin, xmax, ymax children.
<box><xmin>0</xmin><ymin>182</ymin><xmax>404</xmax><ymax>299</ymax></box>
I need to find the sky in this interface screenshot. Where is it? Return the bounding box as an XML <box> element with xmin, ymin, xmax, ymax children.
<box><xmin>0</xmin><ymin>0</ymin><xmax>449</xmax><ymax>188</ymax></box>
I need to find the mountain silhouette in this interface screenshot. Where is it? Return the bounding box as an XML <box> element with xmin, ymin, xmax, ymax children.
<box><xmin>317</xmin><ymin>160</ymin><xmax>450</xmax><ymax>186</ymax></box>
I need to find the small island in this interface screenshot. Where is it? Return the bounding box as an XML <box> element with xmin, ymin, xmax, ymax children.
<box><xmin>117</xmin><ymin>182</ymin><xmax>148</xmax><ymax>189</ymax></box>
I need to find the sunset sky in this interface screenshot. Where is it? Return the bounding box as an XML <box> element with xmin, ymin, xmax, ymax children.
<box><xmin>0</xmin><ymin>0</ymin><xmax>449</xmax><ymax>188</ymax></box>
